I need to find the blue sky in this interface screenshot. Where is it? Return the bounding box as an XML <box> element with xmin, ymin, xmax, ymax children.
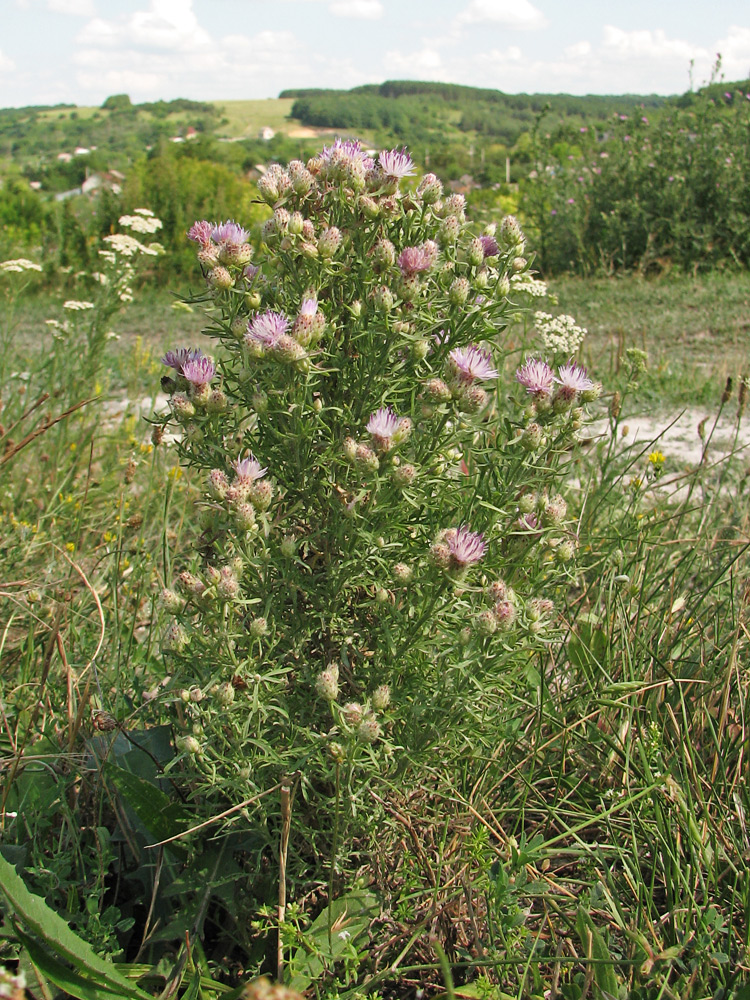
<box><xmin>2</xmin><ymin>0</ymin><xmax>749</xmax><ymax>108</ymax></box>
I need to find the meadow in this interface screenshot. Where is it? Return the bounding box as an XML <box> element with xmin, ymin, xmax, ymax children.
<box><xmin>1</xmin><ymin>95</ymin><xmax>750</xmax><ymax>1000</ymax></box>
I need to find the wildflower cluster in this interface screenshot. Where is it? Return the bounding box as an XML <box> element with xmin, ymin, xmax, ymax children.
<box><xmin>153</xmin><ymin>138</ymin><xmax>601</xmax><ymax>812</ymax></box>
<box><xmin>533</xmin><ymin>310</ymin><xmax>587</xmax><ymax>357</ymax></box>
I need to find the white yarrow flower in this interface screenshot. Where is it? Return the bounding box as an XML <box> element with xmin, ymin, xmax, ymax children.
<box><xmin>0</xmin><ymin>258</ymin><xmax>42</xmax><ymax>273</ymax></box>
<box><xmin>534</xmin><ymin>310</ymin><xmax>587</xmax><ymax>355</ymax></box>
<box><xmin>63</xmin><ymin>300</ymin><xmax>95</xmax><ymax>311</ymax></box>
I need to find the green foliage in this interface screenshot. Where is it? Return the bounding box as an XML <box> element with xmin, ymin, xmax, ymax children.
<box><xmin>521</xmin><ymin>80</ymin><xmax>750</xmax><ymax>274</ymax></box>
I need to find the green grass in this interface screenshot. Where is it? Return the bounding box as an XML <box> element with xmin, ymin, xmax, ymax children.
<box><xmin>211</xmin><ymin>98</ymin><xmax>299</xmax><ymax>138</ymax></box>
<box><xmin>2</xmin><ymin>264</ymin><xmax>750</xmax><ymax>999</ymax></box>
<box><xmin>547</xmin><ymin>270</ymin><xmax>750</xmax><ymax>408</ymax></box>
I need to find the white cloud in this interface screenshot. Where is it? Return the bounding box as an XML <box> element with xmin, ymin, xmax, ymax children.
<box><xmin>0</xmin><ymin>49</ymin><xmax>16</xmax><ymax>72</ymax></box>
<box><xmin>77</xmin><ymin>0</ymin><xmax>211</xmax><ymax>52</ymax></box>
<box><xmin>328</xmin><ymin>0</ymin><xmax>383</xmax><ymax>18</ymax></box>
<box><xmin>455</xmin><ymin>0</ymin><xmax>547</xmax><ymax>30</ymax></box>
<box><xmin>384</xmin><ymin>46</ymin><xmax>445</xmax><ymax>77</ymax></box>
<box><xmin>565</xmin><ymin>40</ymin><xmax>591</xmax><ymax>60</ymax></box>
<box><xmin>48</xmin><ymin>0</ymin><xmax>96</xmax><ymax>14</ymax></box>
<box><xmin>713</xmin><ymin>26</ymin><xmax>750</xmax><ymax>82</ymax></box>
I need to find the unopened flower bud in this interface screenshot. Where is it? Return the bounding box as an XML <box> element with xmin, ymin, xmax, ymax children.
<box><xmin>315</xmin><ymin>668</ymin><xmax>339</xmax><ymax>701</ymax></box>
<box><xmin>217</xmin><ymin>683</ymin><xmax>237</xmax><ymax>709</ymax></box>
<box><xmin>234</xmin><ymin>502</ymin><xmax>257</xmax><ymax>532</ymax></box>
<box><xmin>189</xmin><ymin>686</ymin><xmax>204</xmax><ymax>703</ymax></box>
<box><xmin>494</xmin><ymin>600</ymin><xmax>517</xmax><ymax>630</ymax></box>
<box><xmin>357</xmin><ymin>713</ymin><xmax>382</xmax><ymax>744</ymax></box>
<box><xmin>439</xmin><ymin>216</ymin><xmax>461</xmax><ymax>245</ymax></box>
<box><xmin>328</xmin><ymin>741</ymin><xmax>345</xmax><ymax>763</ymax></box>
<box><xmin>248</xmin><ymin>617</ymin><xmax>268</xmax><ymax>638</ymax></box>
<box><xmin>280</xmin><ymin>535</ymin><xmax>296</xmax><ymax>558</ymax></box>
<box><xmin>449</xmin><ymin>277</ymin><xmax>470</xmax><ymax>305</ymax></box>
<box><xmin>468</xmin><ymin>238</ymin><xmax>485</xmax><ymax>267</ymax></box>
<box><xmin>556</xmin><ymin>539</ymin><xmax>576</xmax><ymax>562</ymax></box>
<box><xmin>417</xmin><ymin>172</ymin><xmax>443</xmax><ymax>204</ymax></box>
<box><xmin>518</xmin><ymin>491</ymin><xmax>537</xmax><ymax>514</ymax></box>
<box><xmin>171</xmin><ymin>393</ymin><xmax>195</xmax><ymax>420</ymax></box>
<box><xmin>374</xmin><ymin>587</ymin><xmax>390</xmax><ymax>604</ymax></box>
<box><xmin>392</xmin><ymin>463</ymin><xmax>416</xmax><ymax>487</ymax></box>
<box><xmin>372</xmin><ymin>285</ymin><xmax>394</xmax><ymax>313</ymax></box>
<box><xmin>207</xmin><ymin>266</ymin><xmax>233</xmax><ymax>290</ymax></box>
<box><xmin>318</xmin><ymin>227</ymin><xmax>342</xmax><ymax>258</ymax></box>
<box><xmin>500</xmin><ymin>214</ymin><xmax>525</xmax><ymax>249</ymax></box>
<box><xmin>248</xmin><ymin>479</ymin><xmax>273</xmax><ymax>511</ymax></box>
<box><xmin>178</xmin><ymin>735</ymin><xmax>202</xmax><ymax>755</ymax></box>
<box><xmin>217</xmin><ymin>567</ymin><xmax>239</xmax><ymax>600</ymax></box>
<box><xmin>161</xmin><ymin>588</ymin><xmax>182</xmax><ymax>613</ymax></box>
<box><xmin>393</xmin><ymin>562</ymin><xmax>412</xmax><ymax>583</ymax></box>
<box><xmin>398</xmin><ymin>275</ymin><xmax>420</xmax><ymax>303</ymax></box>
<box><xmin>477</xmin><ymin>609</ymin><xmax>498</xmax><ymax>635</ymax></box>
<box><xmin>342</xmin><ymin>702</ymin><xmax>364</xmax><ymax>726</ymax></box>
<box><xmin>411</xmin><ymin>339</ymin><xmax>430</xmax><ymax>361</ymax></box>
<box><xmin>372</xmin><ymin>684</ymin><xmax>391</xmax><ymax>711</ymax></box>
<box><xmin>522</xmin><ymin>422</ymin><xmax>544</xmax><ymax>451</ymax></box>
<box><xmin>544</xmin><ymin>494</ymin><xmax>567</xmax><ymax>524</ymax></box>
<box><xmin>355</xmin><ymin>444</ymin><xmax>380</xmax><ymax>473</ymax></box>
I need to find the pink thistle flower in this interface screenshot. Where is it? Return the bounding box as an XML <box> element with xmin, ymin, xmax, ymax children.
<box><xmin>243</xmin><ymin>263</ymin><xmax>260</xmax><ymax>282</ymax></box>
<box><xmin>187</xmin><ymin>220</ymin><xmax>213</xmax><ymax>246</ymax></box>
<box><xmin>445</xmin><ymin>525</ymin><xmax>486</xmax><ymax>569</ymax></box>
<box><xmin>182</xmin><ymin>356</ymin><xmax>216</xmax><ymax>386</ymax></box>
<box><xmin>367</xmin><ymin>406</ymin><xmax>401</xmax><ymax>450</ymax></box>
<box><xmin>162</xmin><ymin>347</ymin><xmax>204</xmax><ymax>374</ymax></box>
<box><xmin>246</xmin><ymin>310</ymin><xmax>289</xmax><ymax>349</ymax></box>
<box><xmin>299</xmin><ymin>297</ymin><xmax>318</xmax><ymax>317</ymax></box>
<box><xmin>211</xmin><ymin>220</ymin><xmax>250</xmax><ymax>246</ymax></box>
<box><xmin>555</xmin><ymin>361</ymin><xmax>594</xmax><ymax>396</ymax></box>
<box><xmin>448</xmin><ymin>345</ymin><xmax>498</xmax><ymax>383</ymax></box>
<box><xmin>479</xmin><ymin>235</ymin><xmax>499</xmax><ymax>257</ymax></box>
<box><xmin>378</xmin><ymin>147</ymin><xmax>415</xmax><ymax>179</ymax></box>
<box><xmin>398</xmin><ymin>245</ymin><xmax>432</xmax><ymax>276</ymax></box>
<box><xmin>233</xmin><ymin>454</ymin><xmax>267</xmax><ymax>482</ymax></box>
<box><xmin>516</xmin><ymin>358</ymin><xmax>555</xmax><ymax>396</ymax></box>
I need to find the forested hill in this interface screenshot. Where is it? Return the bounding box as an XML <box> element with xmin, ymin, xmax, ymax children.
<box><xmin>280</xmin><ymin>79</ymin><xmax>668</xmax><ymax>145</ymax></box>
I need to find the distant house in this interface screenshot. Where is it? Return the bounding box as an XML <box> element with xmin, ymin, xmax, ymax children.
<box><xmin>57</xmin><ymin>152</ymin><xmax>73</xmax><ymax>163</ymax></box>
<box><xmin>170</xmin><ymin>136</ymin><xmax>185</xmax><ymax>143</ymax></box>
<box><xmin>185</xmin><ymin>126</ymin><xmax>198</xmax><ymax>140</ymax></box>
<box><xmin>29</xmin><ymin>181</ymin><xmax>42</xmax><ymax>191</ymax></box>
<box><xmin>73</xmin><ymin>146</ymin><xmax>91</xmax><ymax>156</ymax></box>
<box><xmin>259</xmin><ymin>126</ymin><xmax>275</xmax><ymax>141</ymax></box>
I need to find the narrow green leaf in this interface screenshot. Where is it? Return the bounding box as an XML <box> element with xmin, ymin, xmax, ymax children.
<box><xmin>0</xmin><ymin>853</ymin><xmax>150</xmax><ymax>1000</ymax></box>
<box><xmin>18</xmin><ymin>929</ymin><xmax>130</xmax><ymax>1000</ymax></box>
<box><xmin>575</xmin><ymin>907</ymin><xmax>619</xmax><ymax>997</ymax></box>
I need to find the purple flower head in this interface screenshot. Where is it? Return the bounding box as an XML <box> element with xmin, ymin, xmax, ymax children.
<box><xmin>516</xmin><ymin>358</ymin><xmax>555</xmax><ymax>396</ymax></box>
<box><xmin>555</xmin><ymin>361</ymin><xmax>593</xmax><ymax>394</ymax></box>
<box><xmin>187</xmin><ymin>220</ymin><xmax>213</xmax><ymax>246</ymax></box>
<box><xmin>448</xmin><ymin>345</ymin><xmax>498</xmax><ymax>383</ymax></box>
<box><xmin>366</xmin><ymin>406</ymin><xmax>401</xmax><ymax>440</ymax></box>
<box><xmin>162</xmin><ymin>347</ymin><xmax>204</xmax><ymax>374</ymax></box>
<box><xmin>398</xmin><ymin>245</ymin><xmax>432</xmax><ymax>276</ymax></box>
<box><xmin>322</xmin><ymin>138</ymin><xmax>364</xmax><ymax>162</ymax></box>
<box><xmin>243</xmin><ymin>263</ymin><xmax>260</xmax><ymax>282</ymax></box>
<box><xmin>479</xmin><ymin>235</ymin><xmax>499</xmax><ymax>258</ymax></box>
<box><xmin>182</xmin><ymin>356</ymin><xmax>216</xmax><ymax>386</ymax></box>
<box><xmin>233</xmin><ymin>454</ymin><xmax>267</xmax><ymax>482</ymax></box>
<box><xmin>246</xmin><ymin>310</ymin><xmax>289</xmax><ymax>348</ymax></box>
<box><xmin>299</xmin><ymin>297</ymin><xmax>318</xmax><ymax>317</ymax></box>
<box><xmin>211</xmin><ymin>220</ymin><xmax>250</xmax><ymax>246</ymax></box>
<box><xmin>517</xmin><ymin>512</ymin><xmax>539</xmax><ymax>532</ymax></box>
<box><xmin>378</xmin><ymin>147</ymin><xmax>415</xmax><ymax>179</ymax></box>
<box><xmin>446</xmin><ymin>525</ymin><xmax>486</xmax><ymax>568</ymax></box>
